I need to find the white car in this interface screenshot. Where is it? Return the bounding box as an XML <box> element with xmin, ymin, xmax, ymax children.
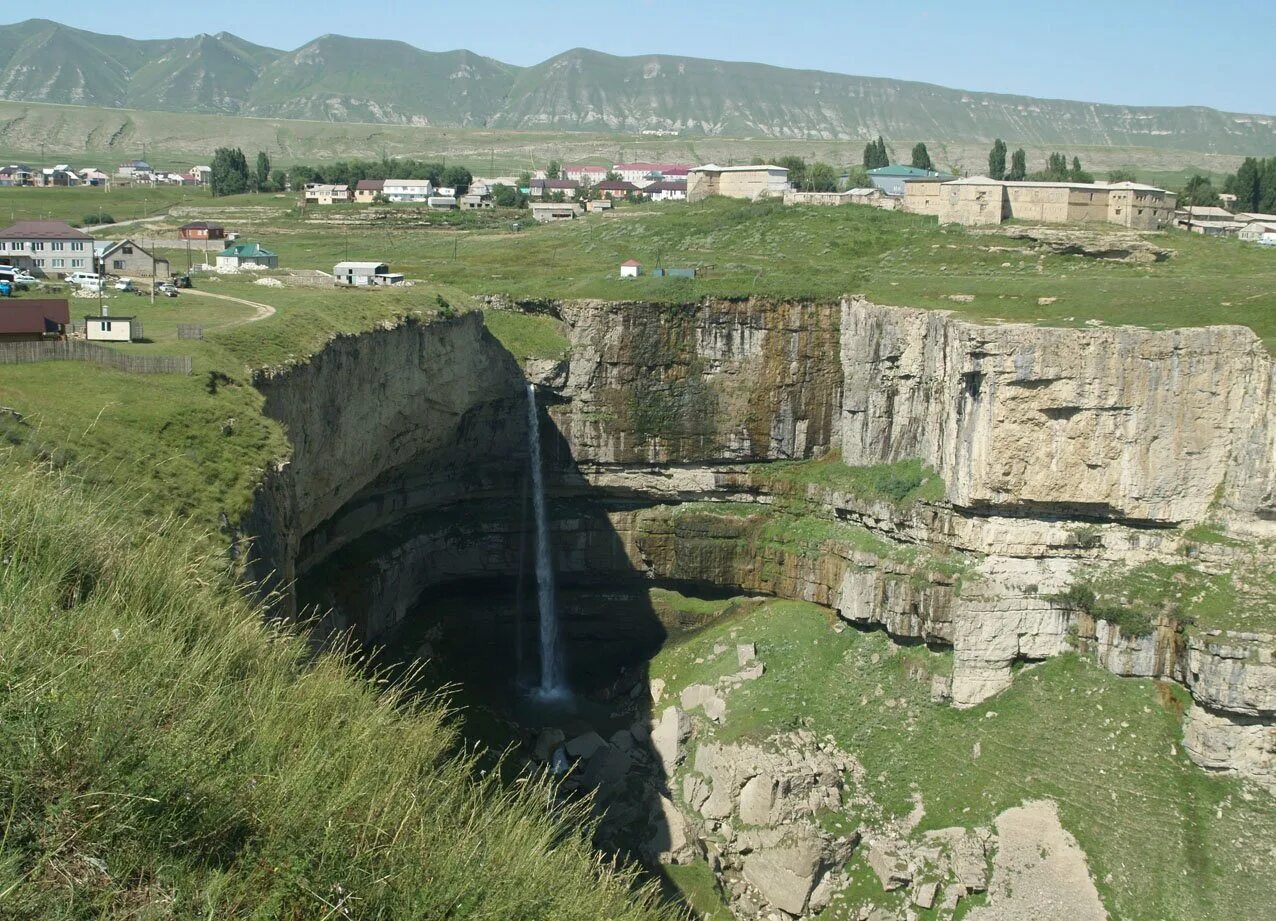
<box><xmin>114</xmin><ymin>278</ymin><xmax>134</xmax><ymax>292</ymax></box>
<box><xmin>11</xmin><ymin>270</ymin><xmax>37</xmax><ymax>284</ymax></box>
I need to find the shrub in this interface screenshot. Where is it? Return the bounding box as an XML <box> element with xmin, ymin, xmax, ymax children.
<box><xmin>82</xmin><ymin>212</ymin><xmax>115</xmax><ymax>225</ymax></box>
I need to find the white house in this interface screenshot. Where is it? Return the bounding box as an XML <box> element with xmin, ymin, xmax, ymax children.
<box><xmin>303</xmin><ymin>184</ymin><xmax>352</xmax><ymax>205</ymax></box>
<box><xmin>382</xmin><ymin>179</ymin><xmax>434</xmax><ymax>203</ymax></box>
<box><xmin>563</xmin><ymin>165</ymin><xmax>608</xmax><ymax>184</ymax></box>
<box><xmin>84</xmin><ymin>313</ymin><xmax>141</xmax><ymax>342</ymax></box>
<box><xmin>644</xmin><ymin>180</ymin><xmax>688</xmax><ymax>202</ymax></box>
<box><xmin>216</xmin><ymin>243</ymin><xmax>278</xmax><ymax>271</ymax></box>
<box><xmin>428</xmin><ymin>196</ymin><xmax>458</xmax><ymax>210</ymax></box>
<box><xmin>334</xmin><ymin>261</ymin><xmax>404</xmax><ymax>285</ymax></box>
<box><xmin>620</xmin><ymin>259</ymin><xmax>642</xmax><ymax>278</ymax></box>
<box><xmin>1239</xmin><ymin>221</ymin><xmax>1276</xmax><ymax>243</ymax></box>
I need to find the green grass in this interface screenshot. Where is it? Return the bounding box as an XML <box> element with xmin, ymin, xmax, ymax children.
<box><xmin>756</xmin><ymin>453</ymin><xmax>946</xmax><ymax>507</ymax></box>
<box><xmin>482</xmin><ymin>308</ymin><xmax>570</xmax><ymax>361</ymax></box>
<box><xmin>0</xmin><ymin>468</ymin><xmax>679</xmax><ymax>920</ymax></box>
<box><xmin>651</xmin><ymin>599</ymin><xmax>1276</xmax><ymax>921</ymax></box>
<box><xmin>662</xmin><ymin>859</ymin><xmax>732</xmax><ymax>921</ymax></box>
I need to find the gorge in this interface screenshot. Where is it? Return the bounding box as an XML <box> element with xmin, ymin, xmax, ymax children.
<box><xmin>239</xmin><ymin>297</ymin><xmax>1276</xmax><ymax>919</ymax></box>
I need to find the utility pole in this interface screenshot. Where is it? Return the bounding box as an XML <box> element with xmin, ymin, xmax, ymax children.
<box><xmin>150</xmin><ymin>239</ymin><xmax>155</xmax><ymax>305</ymax></box>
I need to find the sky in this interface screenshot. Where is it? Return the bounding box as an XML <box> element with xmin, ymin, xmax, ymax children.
<box><xmin>14</xmin><ymin>1</ymin><xmax>1276</xmax><ymax>114</ymax></box>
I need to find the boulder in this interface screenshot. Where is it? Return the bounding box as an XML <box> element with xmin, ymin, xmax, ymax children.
<box><xmin>651</xmin><ymin>706</ymin><xmax>691</xmax><ymax>775</ymax></box>
<box><xmin>866</xmin><ymin>840</ymin><xmax>912</xmax><ymax>891</ymax></box>
<box><xmin>533</xmin><ymin>728</ymin><xmax>565</xmax><ymax>762</ymax></box>
<box><xmin>742</xmin><ymin>837</ymin><xmax>825</xmax><ymax>916</ymax></box>
<box><xmin>681</xmin><ymin>684</ymin><xmax>727</xmax><ymax>722</ymax></box>
<box><xmin>610</xmin><ymin>729</ymin><xmax>635</xmax><ymax>751</ymax></box>
<box><xmin>646</xmin><ymin>794</ymin><xmax>690</xmax><ymax>863</ymax></box>
<box><xmin>738</xmin><ymin>643</ymin><xmax>757</xmax><ymax>666</ymax></box>
<box><xmin>738</xmin><ymin>773</ymin><xmax>778</xmax><ymax>826</ymax></box>
<box><xmin>565</xmin><ymin>731</ymin><xmax>607</xmax><ymax>760</ymax></box>
<box><xmin>912</xmin><ymin>880</ymin><xmax>939</xmax><ymax>909</ymax></box>
<box><xmin>649</xmin><ymin>678</ymin><xmax>666</xmax><ymax>703</ymax></box>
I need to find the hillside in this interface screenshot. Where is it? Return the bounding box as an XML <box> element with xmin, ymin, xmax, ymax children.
<box><xmin>0</xmin><ymin>19</ymin><xmax>1274</xmax><ymax>154</ymax></box>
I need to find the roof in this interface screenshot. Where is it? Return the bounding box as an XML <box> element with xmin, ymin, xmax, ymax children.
<box><xmin>84</xmin><ymin>314</ymin><xmax>135</xmax><ymax>323</ymax></box>
<box><xmin>613</xmin><ymin>162</ymin><xmax>692</xmax><ymax>172</ymax></box>
<box><xmin>596</xmin><ymin>180</ymin><xmax>639</xmax><ymax>191</ymax></box>
<box><xmin>0</xmin><ymin>220</ymin><xmax>93</xmax><ymax>241</ymax></box>
<box><xmin>180</xmin><ymin>220</ymin><xmax>224</xmax><ymax>230</ymax></box>
<box><xmin>1181</xmin><ymin>205</ymin><xmax>1234</xmax><ymax>218</ymax></box>
<box><xmin>945</xmin><ymin>176</ymin><xmax>1170</xmax><ymax>193</ymax></box>
<box><xmin>1236</xmin><ymin>212</ymin><xmax>1276</xmax><ymax>222</ymax></box>
<box><xmin>532</xmin><ymin>179</ymin><xmax>580</xmax><ymax>189</ymax></box>
<box><xmin>0</xmin><ymin>299</ymin><xmax>70</xmax><ymax>334</ymax></box>
<box><xmin>384</xmin><ymin>179</ymin><xmax>434</xmax><ymax>188</ymax></box>
<box><xmin>846</xmin><ymin>187</ymin><xmax>881</xmax><ymax>195</ymax></box>
<box><xmin>219</xmin><ymin>243</ymin><xmax>276</xmax><ymax>258</ymax></box>
<box><xmin>644</xmin><ymin>180</ymin><xmax>687</xmax><ymax>192</ymax></box>
<box><xmin>869</xmin><ymin>165</ymin><xmax>941</xmax><ymax>177</ymax></box>
<box><xmin>691</xmin><ymin>163</ymin><xmax>788</xmax><ymax>174</ymax></box>
<box><xmin>565</xmin><ymin>164</ymin><xmax>608</xmax><ymax>172</ymax></box>
<box><xmin>335</xmin><ymin>261</ymin><xmax>389</xmax><ymax>271</ymax></box>
<box><xmin>355</xmin><ymin>179</ymin><xmax>386</xmax><ymax>191</ymax></box>
<box><xmin>621</xmin><ymin>259</ymin><xmax>642</xmax><ymax>266</ymax></box>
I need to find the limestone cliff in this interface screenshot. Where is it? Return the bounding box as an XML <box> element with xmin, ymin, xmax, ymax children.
<box><xmin>840</xmin><ymin>297</ymin><xmax>1276</xmax><ymax>529</ymax></box>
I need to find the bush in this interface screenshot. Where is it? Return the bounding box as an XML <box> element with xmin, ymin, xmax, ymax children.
<box><xmin>82</xmin><ymin>212</ymin><xmax>115</xmax><ymax>225</ymax></box>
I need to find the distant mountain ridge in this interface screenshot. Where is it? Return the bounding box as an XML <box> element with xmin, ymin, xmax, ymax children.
<box><xmin>1</xmin><ymin>19</ymin><xmax>1273</xmax><ymax>154</ymax></box>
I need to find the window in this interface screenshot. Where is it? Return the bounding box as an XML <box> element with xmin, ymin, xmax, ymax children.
<box><xmin>71</xmin><ymin>259</ymin><xmax>84</xmax><ymax>268</ymax></box>
<box><xmin>122</xmin><ymin>245</ymin><xmax>133</xmax><ymax>255</ymax></box>
<box><xmin>52</xmin><ymin>258</ymin><xmax>64</xmax><ymax>268</ymax></box>
<box><xmin>51</xmin><ymin>241</ymin><xmax>63</xmax><ymax>251</ymax></box>
<box><xmin>34</xmin><ymin>258</ymin><xmax>44</xmax><ymax>267</ymax></box>
<box><xmin>101</xmin><ymin>321</ymin><xmax>112</xmax><ymax>332</ymax></box>
<box><xmin>12</xmin><ymin>241</ymin><xmax>24</xmax><ymax>251</ymax></box>
<box><xmin>70</xmin><ymin>241</ymin><xmax>84</xmax><ymax>251</ymax></box>
<box><xmin>113</xmin><ymin>260</ymin><xmax>125</xmax><ymax>270</ymax></box>
<box><xmin>31</xmin><ymin>241</ymin><xmax>44</xmax><ymax>251</ymax></box>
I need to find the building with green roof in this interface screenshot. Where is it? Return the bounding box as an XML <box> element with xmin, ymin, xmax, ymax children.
<box><xmin>868</xmin><ymin>164</ymin><xmax>956</xmax><ymax>196</ymax></box>
<box><xmin>215</xmin><ymin>242</ymin><xmax>278</xmax><ymax>271</ymax></box>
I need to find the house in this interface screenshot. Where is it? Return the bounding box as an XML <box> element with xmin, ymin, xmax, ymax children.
<box><xmin>97</xmin><ymin>239</ymin><xmax>170</xmax><ymax>278</ymax></box>
<box><xmin>563</xmin><ymin>165</ymin><xmax>609</xmax><ymax>184</ymax></box>
<box><xmin>586</xmin><ymin>199</ymin><xmax>613</xmax><ymax>212</ymax></box>
<box><xmin>868</xmin><ymin>165</ymin><xmax>955</xmax><ymax>197</ymax></box>
<box><xmin>116</xmin><ymin>160</ymin><xmax>153</xmax><ymax>181</ymax></box>
<box><xmin>380</xmin><ymin>178</ymin><xmax>434</xmax><ymax>202</ymax></box>
<box><xmin>687</xmin><ymin>164</ymin><xmax>790</xmax><ymax>203</ymax></box>
<box><xmin>0</xmin><ymin>165</ymin><xmax>34</xmax><ymax>186</ymax></box>
<box><xmin>620</xmin><ymin>259</ymin><xmax>642</xmax><ymax>278</ymax></box>
<box><xmin>303</xmin><ymin>184</ymin><xmax>352</xmax><ymax>205</ymax></box>
<box><xmin>1235</xmin><ymin>212</ymin><xmax>1276</xmax><ymax>225</ymax></box>
<box><xmin>595</xmin><ymin>180</ymin><xmax>639</xmax><ymax>199</ymax></box>
<box><xmin>436</xmin><ymin>186</ymin><xmax>457</xmax><ymax>198</ymax></box>
<box><xmin>530</xmin><ymin>202</ymin><xmax>584</xmax><ymax>223</ymax></box>
<box><xmin>216</xmin><ymin>243</ymin><xmax>278</xmax><ymax>271</ymax></box>
<box><xmin>937</xmin><ymin>177</ymin><xmax>1175</xmax><ymax>229</ymax></box>
<box><xmin>333</xmin><ymin>261</ymin><xmax>405</xmax><ymax>285</ymax></box>
<box><xmin>612</xmin><ymin>162</ymin><xmax>692</xmax><ymax>185</ymax></box>
<box><xmin>530</xmin><ymin>178</ymin><xmax>581</xmax><ymax>199</ymax></box>
<box><xmin>354</xmin><ymin>179</ymin><xmax>385</xmax><ymax>203</ymax></box>
<box><xmin>1238</xmin><ymin>221</ymin><xmax>1276</xmax><ymax>242</ymax></box>
<box><xmin>84</xmin><ymin>312</ymin><xmax>142</xmax><ymax>342</ymax></box>
<box><xmin>78</xmin><ymin>167</ymin><xmax>110</xmax><ymax>186</ymax></box>
<box><xmin>0</xmin><ymin>221</ymin><xmax>94</xmax><ymax>277</ymax></box>
<box><xmin>427</xmin><ymin>196</ymin><xmax>458</xmax><ymax>210</ymax></box>
<box><xmin>179</xmin><ymin>221</ymin><xmax>226</xmax><ymax>241</ymax></box>
<box><xmin>189</xmin><ymin>165</ymin><xmax>212</xmax><ymax>185</ymax></box>
<box><xmin>38</xmin><ymin>165</ymin><xmax>80</xmax><ymax>187</ymax></box>
<box><xmin>0</xmin><ymin>299</ymin><xmax>70</xmax><ymax>341</ymax></box>
<box><xmin>900</xmin><ymin>178</ymin><xmax>948</xmax><ymax>215</ymax></box>
<box><xmin>1175</xmin><ymin>205</ymin><xmax>1235</xmax><ymax>229</ymax></box>
<box><xmin>460</xmin><ymin>193</ymin><xmax>493</xmax><ymax>209</ymax></box>
<box><xmin>643</xmin><ymin>180</ymin><xmax>688</xmax><ymax>202</ymax></box>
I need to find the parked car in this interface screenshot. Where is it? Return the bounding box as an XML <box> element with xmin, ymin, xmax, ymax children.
<box><xmin>114</xmin><ymin>278</ymin><xmax>135</xmax><ymax>292</ymax></box>
<box><xmin>11</xmin><ymin>271</ymin><xmax>36</xmax><ymax>285</ymax></box>
<box><xmin>157</xmin><ymin>283</ymin><xmax>178</xmax><ymax>297</ymax></box>
<box><xmin>172</xmin><ymin>274</ymin><xmax>193</xmax><ymax>288</ymax></box>
<box><xmin>65</xmin><ymin>271</ymin><xmax>102</xmax><ymax>287</ymax></box>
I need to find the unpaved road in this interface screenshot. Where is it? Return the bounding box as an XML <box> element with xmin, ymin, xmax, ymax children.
<box><xmin>164</xmin><ymin>287</ymin><xmax>276</xmax><ymax>329</ymax></box>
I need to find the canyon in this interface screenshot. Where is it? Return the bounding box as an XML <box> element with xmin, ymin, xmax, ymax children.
<box><xmin>240</xmin><ymin>297</ymin><xmax>1276</xmax><ymax>917</ymax></box>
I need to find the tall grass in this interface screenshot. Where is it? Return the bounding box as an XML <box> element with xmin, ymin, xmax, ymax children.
<box><xmin>0</xmin><ymin>468</ymin><xmax>678</xmax><ymax>920</ymax></box>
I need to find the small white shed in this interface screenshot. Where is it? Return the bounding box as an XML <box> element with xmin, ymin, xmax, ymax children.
<box><xmin>334</xmin><ymin>261</ymin><xmax>390</xmax><ymax>286</ymax></box>
<box><xmin>620</xmin><ymin>259</ymin><xmax>642</xmax><ymax>278</ymax></box>
<box><xmin>84</xmin><ymin>314</ymin><xmax>141</xmax><ymax>342</ymax></box>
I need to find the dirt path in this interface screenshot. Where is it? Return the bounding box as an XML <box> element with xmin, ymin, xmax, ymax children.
<box><xmin>177</xmin><ymin>287</ymin><xmax>277</xmax><ymax>328</ymax></box>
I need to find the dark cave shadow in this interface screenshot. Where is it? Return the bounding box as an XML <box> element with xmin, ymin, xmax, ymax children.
<box><xmin>291</xmin><ymin>378</ymin><xmax>691</xmax><ymax>905</ymax></box>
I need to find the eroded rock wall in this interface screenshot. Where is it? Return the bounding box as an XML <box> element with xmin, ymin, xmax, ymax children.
<box><xmin>840</xmin><ymin>297</ymin><xmax>1276</xmax><ymax>528</ymax></box>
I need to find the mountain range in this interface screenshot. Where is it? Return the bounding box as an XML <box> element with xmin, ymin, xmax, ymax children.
<box><xmin>1</xmin><ymin>19</ymin><xmax>1273</xmax><ymax>155</ymax></box>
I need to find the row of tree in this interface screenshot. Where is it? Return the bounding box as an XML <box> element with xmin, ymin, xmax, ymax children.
<box><xmin>288</xmin><ymin>158</ymin><xmax>474</xmax><ymax>196</ymax></box>
<box><xmin>210</xmin><ymin>148</ymin><xmax>275</xmax><ymax>196</ymax></box>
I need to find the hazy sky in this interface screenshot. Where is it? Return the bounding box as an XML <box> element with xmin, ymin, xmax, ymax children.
<box><xmin>15</xmin><ymin>1</ymin><xmax>1276</xmax><ymax>114</ymax></box>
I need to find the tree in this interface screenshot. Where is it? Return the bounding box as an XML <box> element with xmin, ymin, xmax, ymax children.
<box><xmin>254</xmin><ymin>151</ymin><xmax>271</xmax><ymax>192</ymax></box>
<box><xmin>843</xmin><ymin>165</ymin><xmax>871</xmax><ymax>190</ymax></box>
<box><xmin>910</xmin><ymin>143</ymin><xmax>933</xmax><ymax>172</ymax></box>
<box><xmin>1180</xmin><ymin>174</ymin><xmax>1220</xmax><ymax>207</ymax></box>
<box><xmin>605</xmin><ymin>170</ymin><xmax>621</xmax><ymax>182</ymax></box>
<box><xmin>546</xmin><ymin>160</ymin><xmax>561</xmax><ymax>179</ymax></box>
<box><xmin>778</xmin><ymin>156</ymin><xmax>807</xmax><ymax>189</ymax></box>
<box><xmin>862</xmin><ymin>136</ymin><xmax>889</xmax><ymax>170</ymax></box>
<box><xmin>440</xmin><ymin>165</ymin><xmax>472</xmax><ymax>195</ymax></box>
<box><xmin>210</xmin><ymin>147</ymin><xmax>249</xmax><ymax>197</ymax></box>
<box><xmin>491</xmin><ymin>184</ymin><xmax>522</xmax><ymax>208</ymax></box>
<box><xmin>1232</xmin><ymin>157</ymin><xmax>1263</xmax><ymax>212</ymax></box>
<box><xmin>806</xmin><ymin>162</ymin><xmax>838</xmax><ymax>192</ymax></box>
<box><xmin>1068</xmin><ymin>156</ymin><xmax>1093</xmax><ymax>183</ymax></box>
<box><xmin>1107</xmin><ymin>168</ymin><xmax>1139</xmax><ymax>183</ymax></box>
<box><xmin>988</xmin><ymin>139</ymin><xmax>1007</xmax><ymax>180</ymax></box>
<box><xmin>517</xmin><ymin>171</ymin><xmax>532</xmax><ymax>189</ymax></box>
<box><xmin>1008</xmin><ymin>148</ymin><xmax>1027</xmax><ymax>181</ymax></box>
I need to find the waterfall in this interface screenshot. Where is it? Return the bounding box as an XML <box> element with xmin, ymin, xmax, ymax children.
<box><xmin>526</xmin><ymin>383</ymin><xmax>567</xmax><ymax>697</ymax></box>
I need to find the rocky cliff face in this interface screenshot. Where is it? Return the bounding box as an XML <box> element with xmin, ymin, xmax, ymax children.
<box><xmin>242</xmin><ymin>299</ymin><xmax>1276</xmax><ymax>796</ymax></box>
<box><xmin>840</xmin><ymin>297</ymin><xmax>1276</xmax><ymax>530</ymax></box>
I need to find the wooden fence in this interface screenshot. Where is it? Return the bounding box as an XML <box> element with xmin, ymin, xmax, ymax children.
<box><xmin>0</xmin><ymin>339</ymin><xmax>193</xmax><ymax>374</ymax></box>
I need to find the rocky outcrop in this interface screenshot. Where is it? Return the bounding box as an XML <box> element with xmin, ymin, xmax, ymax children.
<box><xmin>840</xmin><ymin>297</ymin><xmax>1276</xmax><ymax>529</ymax></box>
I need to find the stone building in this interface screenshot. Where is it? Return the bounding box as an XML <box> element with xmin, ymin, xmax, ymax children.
<box><xmin>932</xmin><ymin>177</ymin><xmax>1175</xmax><ymax>229</ymax></box>
<box><xmin>687</xmin><ymin>164</ymin><xmax>789</xmax><ymax>203</ymax></box>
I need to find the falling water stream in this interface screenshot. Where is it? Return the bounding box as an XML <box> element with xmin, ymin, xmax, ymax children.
<box><xmin>526</xmin><ymin>384</ymin><xmax>568</xmax><ymax>699</ymax></box>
